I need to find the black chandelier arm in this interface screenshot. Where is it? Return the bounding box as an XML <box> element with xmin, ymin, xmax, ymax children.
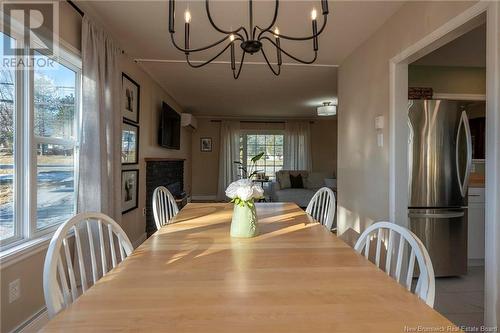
<box><xmin>205</xmin><ymin>0</ymin><xmax>249</xmax><ymax>40</ymax></box>
<box><xmin>260</xmin><ymin>48</ymin><xmax>281</xmax><ymax>76</ymax></box>
<box><xmin>260</xmin><ymin>36</ymin><xmax>318</xmax><ymax>64</ymax></box>
<box><xmin>232</xmin><ymin>50</ymin><xmax>246</xmax><ymax>79</ymax></box>
<box><xmin>257</xmin><ymin>13</ymin><xmax>328</xmax><ymax>41</ymax></box>
<box><xmin>252</xmin><ymin>0</ymin><xmax>279</xmax><ymax>39</ymax></box>
<box><xmin>170</xmin><ymin>32</ymin><xmax>234</xmax><ymax>54</ymax></box>
<box><xmin>185</xmin><ymin>42</ymin><xmax>233</xmax><ymax>69</ymax></box>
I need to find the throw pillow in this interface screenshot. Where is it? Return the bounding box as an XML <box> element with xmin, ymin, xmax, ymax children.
<box><xmin>277</xmin><ymin>171</ymin><xmax>291</xmax><ymax>189</ymax></box>
<box><xmin>290</xmin><ymin>171</ymin><xmax>309</xmax><ymax>188</ymax></box>
<box><xmin>290</xmin><ymin>174</ymin><xmax>304</xmax><ymax>189</ymax></box>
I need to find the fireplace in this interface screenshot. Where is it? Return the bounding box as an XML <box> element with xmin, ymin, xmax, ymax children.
<box><xmin>145</xmin><ymin>159</ymin><xmax>187</xmax><ymax>236</ymax></box>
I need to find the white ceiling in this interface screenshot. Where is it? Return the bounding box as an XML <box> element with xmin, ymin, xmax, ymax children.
<box><xmin>79</xmin><ymin>1</ymin><xmax>405</xmax><ymax>118</ymax></box>
<box><xmin>412</xmin><ymin>23</ymin><xmax>486</xmax><ymax>68</ymax></box>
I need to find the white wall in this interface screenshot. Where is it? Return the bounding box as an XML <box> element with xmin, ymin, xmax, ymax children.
<box><xmin>337</xmin><ymin>0</ymin><xmax>500</xmax><ymax>325</ymax></box>
<box><xmin>336</xmin><ymin>1</ymin><xmax>476</xmax><ymax>247</ymax></box>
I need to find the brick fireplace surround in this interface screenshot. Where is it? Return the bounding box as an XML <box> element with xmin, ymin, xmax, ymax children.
<box><xmin>145</xmin><ymin>158</ymin><xmax>187</xmax><ymax>236</ymax></box>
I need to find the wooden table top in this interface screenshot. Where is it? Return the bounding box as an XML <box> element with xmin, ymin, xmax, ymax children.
<box><xmin>42</xmin><ymin>203</ymin><xmax>456</xmax><ymax>332</ymax></box>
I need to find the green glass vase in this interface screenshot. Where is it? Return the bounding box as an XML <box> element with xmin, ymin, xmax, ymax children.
<box><xmin>230</xmin><ymin>203</ymin><xmax>259</xmax><ymax>238</ymax></box>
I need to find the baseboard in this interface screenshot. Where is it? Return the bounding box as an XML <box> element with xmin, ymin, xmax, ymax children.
<box><xmin>191</xmin><ymin>195</ymin><xmax>217</xmax><ymax>201</ymax></box>
<box><xmin>468</xmin><ymin>258</ymin><xmax>485</xmax><ymax>267</ymax></box>
<box><xmin>133</xmin><ymin>233</ymin><xmax>147</xmax><ymax>249</ymax></box>
<box><xmin>11</xmin><ymin>307</ymin><xmax>48</xmax><ymax>333</ymax></box>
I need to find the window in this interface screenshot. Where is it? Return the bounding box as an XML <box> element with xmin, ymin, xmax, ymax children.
<box><xmin>0</xmin><ymin>31</ymin><xmax>81</xmax><ymax>249</ymax></box>
<box><xmin>240</xmin><ymin>133</ymin><xmax>284</xmax><ymax>180</ymax></box>
<box><xmin>0</xmin><ymin>33</ymin><xmax>16</xmax><ymax>242</ymax></box>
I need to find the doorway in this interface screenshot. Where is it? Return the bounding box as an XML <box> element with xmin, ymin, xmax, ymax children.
<box><xmin>389</xmin><ymin>2</ymin><xmax>500</xmax><ymax>328</ymax></box>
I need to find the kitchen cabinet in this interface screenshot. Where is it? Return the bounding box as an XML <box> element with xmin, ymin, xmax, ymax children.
<box><xmin>468</xmin><ymin>187</ymin><xmax>485</xmax><ymax>261</ymax></box>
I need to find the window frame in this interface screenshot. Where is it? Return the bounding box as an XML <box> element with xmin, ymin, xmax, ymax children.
<box><xmin>240</xmin><ymin>130</ymin><xmax>284</xmax><ymax>180</ymax></box>
<box><xmin>0</xmin><ymin>26</ymin><xmax>82</xmax><ymax>251</ymax></box>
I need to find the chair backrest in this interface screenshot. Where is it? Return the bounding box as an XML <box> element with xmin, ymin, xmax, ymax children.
<box><xmin>43</xmin><ymin>212</ymin><xmax>133</xmax><ymax>318</ymax></box>
<box><xmin>306</xmin><ymin>187</ymin><xmax>336</xmax><ymax>230</ymax></box>
<box><xmin>354</xmin><ymin>221</ymin><xmax>435</xmax><ymax>307</ymax></box>
<box><xmin>152</xmin><ymin>186</ymin><xmax>179</xmax><ymax>230</ymax></box>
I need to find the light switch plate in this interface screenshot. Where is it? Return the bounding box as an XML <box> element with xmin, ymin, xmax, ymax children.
<box><xmin>375</xmin><ymin>116</ymin><xmax>384</xmax><ymax>130</ymax></box>
<box><xmin>377</xmin><ymin>133</ymin><xmax>384</xmax><ymax>148</ymax></box>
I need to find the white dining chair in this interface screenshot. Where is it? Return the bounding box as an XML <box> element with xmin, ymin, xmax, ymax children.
<box><xmin>43</xmin><ymin>212</ymin><xmax>133</xmax><ymax>318</ymax></box>
<box><xmin>354</xmin><ymin>221</ymin><xmax>435</xmax><ymax>307</ymax></box>
<box><xmin>152</xmin><ymin>186</ymin><xmax>179</xmax><ymax>230</ymax></box>
<box><xmin>306</xmin><ymin>187</ymin><xmax>336</xmax><ymax>230</ymax></box>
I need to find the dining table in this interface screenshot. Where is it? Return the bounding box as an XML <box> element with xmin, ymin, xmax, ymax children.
<box><xmin>41</xmin><ymin>202</ymin><xmax>457</xmax><ymax>332</ymax></box>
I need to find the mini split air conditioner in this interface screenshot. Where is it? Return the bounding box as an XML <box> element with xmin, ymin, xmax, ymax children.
<box><xmin>181</xmin><ymin>113</ymin><xmax>197</xmax><ymax>130</ymax></box>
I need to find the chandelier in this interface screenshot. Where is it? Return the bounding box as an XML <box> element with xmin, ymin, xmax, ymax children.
<box><xmin>168</xmin><ymin>0</ymin><xmax>329</xmax><ymax>79</ymax></box>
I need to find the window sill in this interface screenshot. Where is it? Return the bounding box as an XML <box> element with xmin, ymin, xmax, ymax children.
<box><xmin>0</xmin><ymin>235</ymin><xmax>53</xmax><ymax>269</ymax></box>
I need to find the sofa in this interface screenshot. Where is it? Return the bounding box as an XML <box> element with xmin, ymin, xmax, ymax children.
<box><xmin>269</xmin><ymin>170</ymin><xmax>336</xmax><ymax>208</ymax></box>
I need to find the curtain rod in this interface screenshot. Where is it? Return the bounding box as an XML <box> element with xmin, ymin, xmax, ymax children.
<box><xmin>210</xmin><ymin>120</ymin><xmax>314</xmax><ymax>124</ymax></box>
<box><xmin>66</xmin><ymin>0</ymin><xmax>126</xmax><ymax>55</ymax></box>
<box><xmin>67</xmin><ymin>1</ymin><xmax>84</xmax><ymax>17</ymax></box>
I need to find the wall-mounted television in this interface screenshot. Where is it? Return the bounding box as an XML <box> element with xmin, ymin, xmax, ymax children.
<box><xmin>158</xmin><ymin>102</ymin><xmax>181</xmax><ymax>150</ymax></box>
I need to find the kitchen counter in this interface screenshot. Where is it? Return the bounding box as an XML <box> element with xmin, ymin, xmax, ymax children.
<box><xmin>469</xmin><ymin>173</ymin><xmax>485</xmax><ymax>188</ymax></box>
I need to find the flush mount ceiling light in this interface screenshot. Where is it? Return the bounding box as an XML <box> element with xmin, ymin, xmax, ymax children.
<box><xmin>168</xmin><ymin>0</ymin><xmax>329</xmax><ymax>79</ymax></box>
<box><xmin>317</xmin><ymin>102</ymin><xmax>337</xmax><ymax>116</ymax></box>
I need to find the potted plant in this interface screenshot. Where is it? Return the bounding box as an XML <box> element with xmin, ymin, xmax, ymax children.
<box><xmin>225</xmin><ymin>153</ymin><xmax>265</xmax><ymax>238</ymax></box>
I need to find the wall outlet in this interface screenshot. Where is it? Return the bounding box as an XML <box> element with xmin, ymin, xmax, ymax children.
<box><xmin>9</xmin><ymin>278</ymin><xmax>20</xmax><ymax>303</ymax></box>
<box><xmin>143</xmin><ymin>207</ymin><xmax>146</xmax><ymax>216</ymax></box>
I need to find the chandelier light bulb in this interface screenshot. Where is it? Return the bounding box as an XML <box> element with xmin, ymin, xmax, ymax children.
<box><xmin>184</xmin><ymin>10</ymin><xmax>191</xmax><ymax>23</ymax></box>
<box><xmin>229</xmin><ymin>34</ymin><xmax>235</xmax><ymax>42</ymax></box>
<box><xmin>274</xmin><ymin>27</ymin><xmax>280</xmax><ymax>37</ymax></box>
<box><xmin>311</xmin><ymin>8</ymin><xmax>317</xmax><ymax>20</ymax></box>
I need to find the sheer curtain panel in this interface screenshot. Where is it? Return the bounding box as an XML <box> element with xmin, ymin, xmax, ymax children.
<box><xmin>79</xmin><ymin>16</ymin><xmax>122</xmax><ymax>220</ymax></box>
<box><xmin>283</xmin><ymin>121</ymin><xmax>312</xmax><ymax>171</ymax></box>
<box><xmin>217</xmin><ymin>121</ymin><xmax>241</xmax><ymax>201</ymax></box>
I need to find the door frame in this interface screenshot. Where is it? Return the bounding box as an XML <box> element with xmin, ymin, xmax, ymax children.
<box><xmin>389</xmin><ymin>1</ymin><xmax>499</xmax><ymax>326</ymax></box>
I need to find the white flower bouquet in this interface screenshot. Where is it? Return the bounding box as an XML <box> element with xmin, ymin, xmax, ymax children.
<box><xmin>225</xmin><ymin>178</ymin><xmax>264</xmax><ymax>207</ymax></box>
<box><xmin>227</xmin><ymin>152</ymin><xmax>265</xmax><ymax>238</ymax></box>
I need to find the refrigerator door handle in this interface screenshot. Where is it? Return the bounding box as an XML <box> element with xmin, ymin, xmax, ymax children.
<box><xmin>408</xmin><ymin>211</ymin><xmax>465</xmax><ymax>219</ymax></box>
<box><xmin>456</xmin><ymin>111</ymin><xmax>473</xmax><ymax>197</ymax></box>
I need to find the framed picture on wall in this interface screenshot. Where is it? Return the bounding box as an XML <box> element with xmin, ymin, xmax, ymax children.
<box><xmin>200</xmin><ymin>137</ymin><xmax>212</xmax><ymax>152</ymax></box>
<box><xmin>122</xmin><ymin>121</ymin><xmax>139</xmax><ymax>164</ymax></box>
<box><xmin>122</xmin><ymin>169</ymin><xmax>139</xmax><ymax>214</ymax></box>
<box><xmin>122</xmin><ymin>73</ymin><xmax>140</xmax><ymax>123</ymax></box>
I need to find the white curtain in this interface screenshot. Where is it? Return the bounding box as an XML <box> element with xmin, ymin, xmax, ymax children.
<box><xmin>217</xmin><ymin>121</ymin><xmax>241</xmax><ymax>201</ymax></box>
<box><xmin>284</xmin><ymin>121</ymin><xmax>312</xmax><ymax>171</ymax></box>
<box><xmin>74</xmin><ymin>16</ymin><xmax>122</xmax><ymax>281</ymax></box>
<box><xmin>79</xmin><ymin>16</ymin><xmax>122</xmax><ymax>220</ymax></box>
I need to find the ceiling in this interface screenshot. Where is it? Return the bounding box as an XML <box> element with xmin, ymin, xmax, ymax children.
<box><xmin>79</xmin><ymin>1</ymin><xmax>405</xmax><ymax>118</ymax></box>
<box><xmin>412</xmin><ymin>23</ymin><xmax>486</xmax><ymax>68</ymax></box>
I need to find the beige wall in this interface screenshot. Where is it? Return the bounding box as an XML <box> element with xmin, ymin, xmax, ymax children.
<box><xmin>191</xmin><ymin>119</ymin><xmax>221</xmax><ymax>197</ymax></box>
<box><xmin>120</xmin><ymin>55</ymin><xmax>191</xmax><ymax>245</ymax></box>
<box><xmin>311</xmin><ymin>120</ymin><xmax>338</xmax><ymax>175</ymax></box>
<box><xmin>337</xmin><ymin>1</ymin><xmax>476</xmax><ymax>246</ymax></box>
<box><xmin>0</xmin><ymin>4</ymin><xmax>190</xmax><ymax>332</ymax></box>
<box><xmin>191</xmin><ymin>118</ymin><xmax>337</xmax><ymax>198</ymax></box>
<box><xmin>409</xmin><ymin>65</ymin><xmax>486</xmax><ymax>95</ymax></box>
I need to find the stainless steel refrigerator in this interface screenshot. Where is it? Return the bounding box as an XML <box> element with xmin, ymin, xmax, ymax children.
<box><xmin>408</xmin><ymin>99</ymin><xmax>472</xmax><ymax>277</ymax></box>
